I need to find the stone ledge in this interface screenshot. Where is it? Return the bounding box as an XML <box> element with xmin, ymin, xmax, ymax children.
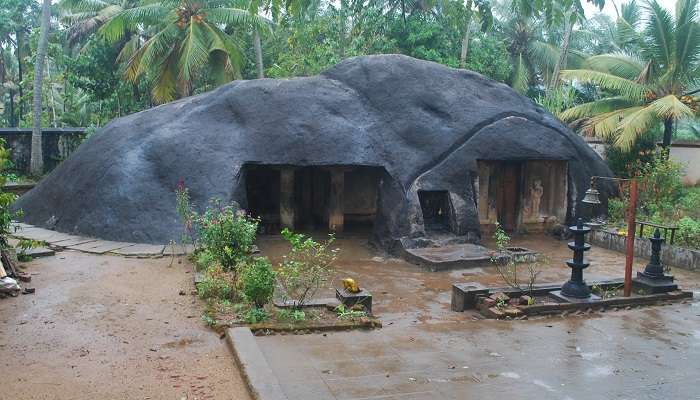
<box><xmin>225</xmin><ymin>327</ymin><xmax>288</xmax><ymax>400</ymax></box>
<box><xmin>9</xmin><ymin>222</ymin><xmax>176</xmax><ymax>257</ymax></box>
<box><xmin>590</xmin><ymin>228</ymin><xmax>700</xmax><ymax>272</ymax></box>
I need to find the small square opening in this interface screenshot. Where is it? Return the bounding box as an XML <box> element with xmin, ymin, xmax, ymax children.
<box><xmin>418</xmin><ymin>190</ymin><xmax>450</xmax><ymax>232</ymax></box>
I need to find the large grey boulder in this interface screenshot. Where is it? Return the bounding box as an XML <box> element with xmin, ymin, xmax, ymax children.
<box><xmin>14</xmin><ymin>54</ymin><xmax>613</xmax><ymax>246</ymax></box>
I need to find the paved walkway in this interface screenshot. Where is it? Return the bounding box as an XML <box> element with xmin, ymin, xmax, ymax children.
<box><xmin>255</xmin><ymin>235</ymin><xmax>700</xmax><ymax>400</ymax></box>
<box><xmin>10</xmin><ymin>222</ymin><xmax>190</xmax><ymax>257</ymax></box>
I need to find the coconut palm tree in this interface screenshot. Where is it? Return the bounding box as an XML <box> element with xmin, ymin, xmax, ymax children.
<box><xmin>30</xmin><ymin>0</ymin><xmax>51</xmax><ymax>176</ymax></box>
<box><xmin>560</xmin><ymin>0</ymin><xmax>700</xmax><ymax>150</ymax></box>
<box><xmin>494</xmin><ymin>3</ymin><xmax>585</xmax><ymax>94</ymax></box>
<box><xmin>59</xmin><ymin>0</ymin><xmax>141</xmax><ymax>45</ymax></box>
<box><xmin>99</xmin><ymin>0</ymin><xmax>268</xmax><ymax>103</ymax></box>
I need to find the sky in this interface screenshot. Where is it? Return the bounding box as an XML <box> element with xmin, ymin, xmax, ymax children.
<box><xmin>582</xmin><ymin>0</ymin><xmax>679</xmax><ymax>19</ymax></box>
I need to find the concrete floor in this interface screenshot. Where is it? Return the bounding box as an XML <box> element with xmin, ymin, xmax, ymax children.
<box><xmin>256</xmin><ymin>234</ymin><xmax>700</xmax><ymax>400</ymax></box>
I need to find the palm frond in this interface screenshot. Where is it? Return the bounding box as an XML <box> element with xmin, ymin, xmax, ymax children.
<box><xmin>560</xmin><ymin>97</ymin><xmax>638</xmax><ymax>121</ymax></box>
<box><xmin>649</xmin><ymin>94</ymin><xmax>696</xmax><ymax>120</ymax></box>
<box><xmin>59</xmin><ymin>0</ymin><xmax>112</xmax><ymax>13</ymax></box>
<box><xmin>560</xmin><ymin>69</ymin><xmax>649</xmax><ymax>101</ymax></box>
<box><xmin>511</xmin><ymin>53</ymin><xmax>529</xmax><ymax>94</ymax></box>
<box><xmin>528</xmin><ymin>40</ymin><xmax>559</xmax><ymax>72</ymax></box>
<box><xmin>584</xmin><ymin>53</ymin><xmax>644</xmax><ymax>79</ymax></box>
<box><xmin>151</xmin><ymin>47</ymin><xmax>180</xmax><ymax>104</ymax></box>
<box><xmin>205</xmin><ymin>7</ymin><xmax>271</xmax><ymax>31</ymax></box>
<box><xmin>583</xmin><ymin>107</ymin><xmax>640</xmax><ymax>139</ymax></box>
<box><xmin>643</xmin><ymin>0</ymin><xmax>674</xmax><ymax>68</ymax></box>
<box><xmin>674</xmin><ymin>0</ymin><xmax>700</xmax><ymax>78</ymax></box>
<box><xmin>615</xmin><ymin>104</ymin><xmax>660</xmax><ymax>150</ymax></box>
<box><xmin>178</xmin><ymin>21</ymin><xmax>211</xmax><ymax>85</ymax></box>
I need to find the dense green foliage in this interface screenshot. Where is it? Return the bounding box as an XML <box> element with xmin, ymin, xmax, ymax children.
<box><xmin>6</xmin><ymin>0</ymin><xmax>672</xmax><ymax>135</ymax></box>
<box><xmin>276</xmin><ymin>228</ymin><xmax>337</xmax><ymax>309</ymax></box>
<box><xmin>241</xmin><ymin>257</ymin><xmax>276</xmax><ymax>307</ymax></box>
<box><xmin>606</xmin><ymin>154</ymin><xmax>700</xmax><ymax>250</ymax></box>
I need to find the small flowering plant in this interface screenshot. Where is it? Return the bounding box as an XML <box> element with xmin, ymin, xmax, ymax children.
<box><xmin>175</xmin><ymin>182</ymin><xmax>258</xmax><ymax>273</ymax></box>
<box><xmin>196</xmin><ymin>199</ymin><xmax>259</xmax><ymax>272</ymax></box>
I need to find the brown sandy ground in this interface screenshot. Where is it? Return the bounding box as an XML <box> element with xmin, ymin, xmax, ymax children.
<box><xmin>0</xmin><ymin>251</ymin><xmax>251</xmax><ymax>400</ymax></box>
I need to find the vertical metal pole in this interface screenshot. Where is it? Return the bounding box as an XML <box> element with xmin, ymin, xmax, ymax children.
<box><xmin>624</xmin><ymin>179</ymin><xmax>638</xmax><ymax>297</ymax></box>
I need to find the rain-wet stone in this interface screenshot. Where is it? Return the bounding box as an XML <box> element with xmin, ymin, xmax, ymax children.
<box><xmin>13</xmin><ymin>55</ymin><xmax>613</xmax><ymax>249</ymax></box>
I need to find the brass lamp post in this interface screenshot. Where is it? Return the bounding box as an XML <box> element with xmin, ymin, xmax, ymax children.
<box><xmin>582</xmin><ymin>176</ymin><xmax>638</xmax><ymax>297</ymax></box>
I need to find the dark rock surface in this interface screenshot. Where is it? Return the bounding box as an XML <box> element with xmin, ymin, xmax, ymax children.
<box><xmin>14</xmin><ymin>55</ymin><xmax>613</xmax><ymax>246</ymax></box>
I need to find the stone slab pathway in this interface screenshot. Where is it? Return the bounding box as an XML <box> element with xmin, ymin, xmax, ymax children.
<box><xmin>10</xmin><ymin>222</ymin><xmax>171</xmax><ymax>257</ymax></box>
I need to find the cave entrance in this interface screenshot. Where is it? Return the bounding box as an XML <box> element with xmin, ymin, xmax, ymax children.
<box><xmin>418</xmin><ymin>190</ymin><xmax>450</xmax><ymax>232</ymax></box>
<box><xmin>478</xmin><ymin>160</ymin><xmax>568</xmax><ymax>234</ymax></box>
<box><xmin>244</xmin><ymin>165</ymin><xmax>382</xmax><ymax>236</ymax></box>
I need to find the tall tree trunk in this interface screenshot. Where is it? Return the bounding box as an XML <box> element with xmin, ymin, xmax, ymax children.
<box><xmin>253</xmin><ymin>29</ymin><xmax>264</xmax><ymax>79</ymax></box>
<box><xmin>30</xmin><ymin>0</ymin><xmax>51</xmax><ymax>176</ymax></box>
<box><xmin>662</xmin><ymin>118</ymin><xmax>673</xmax><ymax>151</ymax></box>
<box><xmin>548</xmin><ymin>17</ymin><xmax>572</xmax><ymax>91</ymax></box>
<box><xmin>16</xmin><ymin>30</ymin><xmax>25</xmax><ymax>122</ymax></box>
<box><xmin>459</xmin><ymin>1</ymin><xmax>473</xmax><ymax>69</ymax></box>
<box><xmin>8</xmin><ymin>90</ymin><xmax>16</xmax><ymax>127</ymax></box>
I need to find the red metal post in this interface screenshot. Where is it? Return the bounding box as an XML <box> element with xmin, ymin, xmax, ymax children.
<box><xmin>624</xmin><ymin>179</ymin><xmax>638</xmax><ymax>297</ymax></box>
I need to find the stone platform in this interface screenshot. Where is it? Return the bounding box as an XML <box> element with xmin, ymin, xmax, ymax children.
<box><xmin>402</xmin><ymin>243</ymin><xmax>493</xmax><ymax>271</ymax></box>
<box><xmin>9</xmin><ymin>222</ymin><xmax>190</xmax><ymax>257</ymax></box>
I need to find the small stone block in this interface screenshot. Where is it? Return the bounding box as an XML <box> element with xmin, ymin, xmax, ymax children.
<box><xmin>550</xmin><ymin>290</ymin><xmax>601</xmax><ymax>303</ymax></box>
<box><xmin>504</xmin><ymin>307</ymin><xmax>523</xmax><ymax>318</ymax></box>
<box><xmin>451</xmin><ymin>282</ymin><xmax>489</xmax><ymax>311</ymax></box>
<box><xmin>633</xmin><ymin>274</ymin><xmax>678</xmax><ymax>294</ymax></box>
<box><xmin>481</xmin><ymin>297</ymin><xmax>496</xmax><ymax>308</ymax></box>
<box><xmin>336</xmin><ymin>288</ymin><xmax>372</xmax><ymax>314</ymax></box>
<box><xmin>483</xmin><ymin>307</ymin><xmax>505</xmax><ymax>319</ymax></box>
<box><xmin>519</xmin><ymin>295</ymin><xmax>533</xmax><ymax>305</ymax></box>
<box><xmin>20</xmin><ymin>247</ymin><xmax>55</xmax><ymax>258</ymax></box>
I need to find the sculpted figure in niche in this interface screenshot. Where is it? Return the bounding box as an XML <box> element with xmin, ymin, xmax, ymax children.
<box><xmin>524</xmin><ymin>179</ymin><xmax>544</xmax><ymax>221</ymax></box>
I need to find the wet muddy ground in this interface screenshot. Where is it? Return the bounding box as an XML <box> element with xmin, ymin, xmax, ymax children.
<box><xmin>255</xmin><ymin>234</ymin><xmax>700</xmax><ymax>400</ymax></box>
<box><xmin>0</xmin><ymin>251</ymin><xmax>250</xmax><ymax>400</ymax></box>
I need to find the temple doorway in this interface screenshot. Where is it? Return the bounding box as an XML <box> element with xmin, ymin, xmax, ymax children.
<box><xmin>478</xmin><ymin>160</ymin><xmax>568</xmax><ymax>234</ymax></box>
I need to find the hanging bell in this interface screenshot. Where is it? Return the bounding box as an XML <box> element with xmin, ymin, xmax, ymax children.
<box><xmin>582</xmin><ymin>187</ymin><xmax>601</xmax><ymax>205</ymax></box>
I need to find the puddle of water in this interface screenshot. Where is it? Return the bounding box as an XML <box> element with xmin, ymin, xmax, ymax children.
<box><xmin>532</xmin><ymin>379</ymin><xmax>556</xmax><ymax>392</ymax></box>
<box><xmin>580</xmin><ymin>352</ymin><xmax>604</xmax><ymax>360</ymax></box>
<box><xmin>585</xmin><ymin>365</ymin><xmax>614</xmax><ymax>378</ymax></box>
<box><xmin>500</xmin><ymin>372</ymin><xmax>520</xmax><ymax>379</ymax></box>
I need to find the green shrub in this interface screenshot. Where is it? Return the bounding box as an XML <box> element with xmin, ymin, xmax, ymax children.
<box><xmin>679</xmin><ymin>188</ymin><xmax>700</xmax><ymax>220</ymax></box>
<box><xmin>605</xmin><ymin>132</ymin><xmax>657</xmax><ymax>178</ymax></box>
<box><xmin>676</xmin><ymin>217</ymin><xmax>700</xmax><ymax>250</ymax></box>
<box><xmin>637</xmin><ymin>153</ymin><xmax>685</xmax><ymax>220</ymax></box>
<box><xmin>276</xmin><ymin>228</ymin><xmax>337</xmax><ymax>308</ymax></box>
<box><xmin>197</xmin><ymin>265</ymin><xmax>236</xmax><ymax>300</ymax></box>
<box><xmin>195</xmin><ymin>249</ymin><xmax>216</xmax><ymax>271</ymax></box>
<box><xmin>195</xmin><ymin>200</ymin><xmax>258</xmax><ymax>272</ymax></box>
<box><xmin>0</xmin><ymin>139</ymin><xmax>19</xmax><ymax>243</ymax></box>
<box><xmin>241</xmin><ymin>257</ymin><xmax>276</xmax><ymax>307</ymax></box>
<box><xmin>607</xmin><ymin>198</ymin><xmax>626</xmax><ymax>223</ymax></box>
<box><xmin>244</xmin><ymin>307</ymin><xmax>269</xmax><ymax>324</ymax></box>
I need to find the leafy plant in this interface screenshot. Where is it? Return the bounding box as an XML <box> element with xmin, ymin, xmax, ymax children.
<box><xmin>676</xmin><ymin>217</ymin><xmax>700</xmax><ymax>249</ymax></box>
<box><xmin>491</xmin><ymin>222</ymin><xmax>541</xmax><ymax>296</ymax></box>
<box><xmin>276</xmin><ymin>228</ymin><xmax>337</xmax><ymax>309</ymax></box>
<box><xmin>241</xmin><ymin>257</ymin><xmax>276</xmax><ymax>308</ymax></box>
<box><xmin>244</xmin><ymin>307</ymin><xmax>270</xmax><ymax>324</ymax></box>
<box><xmin>175</xmin><ymin>181</ymin><xmax>198</xmax><ymax>248</ymax></box>
<box><xmin>636</xmin><ymin>152</ymin><xmax>685</xmax><ymax>220</ymax></box>
<box><xmin>197</xmin><ymin>264</ymin><xmax>236</xmax><ymax>301</ymax></box>
<box><xmin>196</xmin><ymin>201</ymin><xmax>258</xmax><ymax>273</ymax></box>
<box><xmin>194</xmin><ymin>249</ymin><xmax>216</xmax><ymax>271</ymax></box>
<box><xmin>334</xmin><ymin>304</ymin><xmax>366</xmax><ymax>320</ymax></box>
<box><xmin>607</xmin><ymin>198</ymin><xmax>626</xmax><ymax>223</ymax></box>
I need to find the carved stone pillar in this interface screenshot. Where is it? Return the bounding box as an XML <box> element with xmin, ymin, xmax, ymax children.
<box><xmin>279</xmin><ymin>168</ymin><xmax>295</xmax><ymax>230</ymax></box>
<box><xmin>328</xmin><ymin>168</ymin><xmax>345</xmax><ymax>233</ymax></box>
